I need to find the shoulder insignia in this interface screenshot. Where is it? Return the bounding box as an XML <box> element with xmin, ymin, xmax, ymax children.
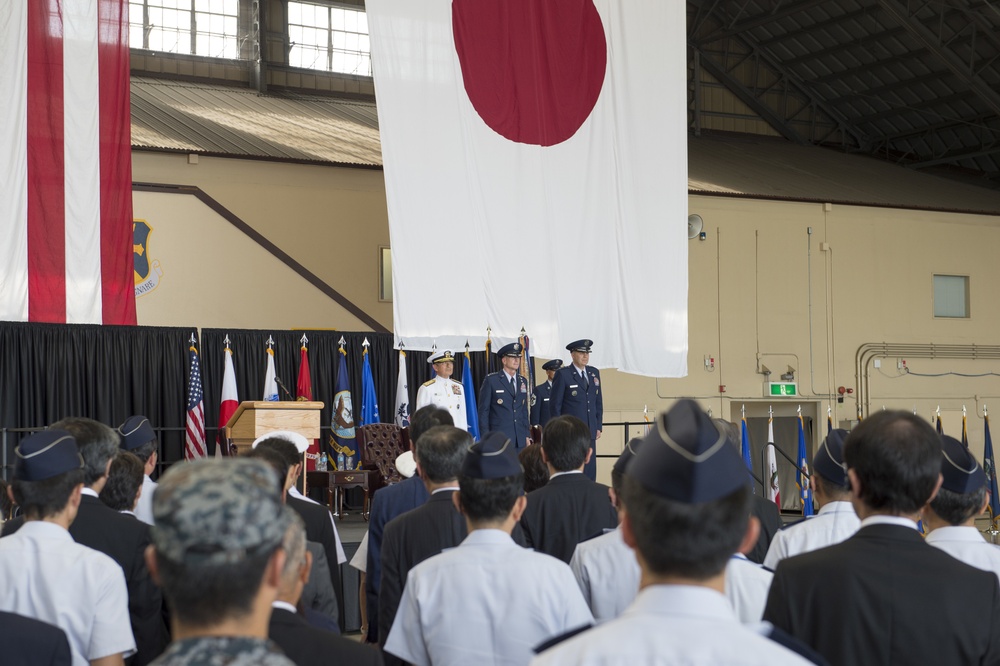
<box><xmin>422</xmin><ymin>379</ymin><xmax>436</xmax><ymax>387</ymax></box>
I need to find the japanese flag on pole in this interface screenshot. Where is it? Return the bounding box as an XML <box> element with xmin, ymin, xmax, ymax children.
<box><xmin>367</xmin><ymin>1</ymin><xmax>688</xmax><ymax>377</ymax></box>
<box><xmin>0</xmin><ymin>0</ymin><xmax>136</xmax><ymax>324</ymax></box>
<box><xmin>216</xmin><ymin>344</ymin><xmax>239</xmax><ymax>457</ymax></box>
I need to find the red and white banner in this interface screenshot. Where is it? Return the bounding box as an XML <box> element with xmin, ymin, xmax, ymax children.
<box><xmin>217</xmin><ymin>345</ymin><xmax>239</xmax><ymax>457</ymax></box>
<box><xmin>0</xmin><ymin>0</ymin><xmax>135</xmax><ymax>325</ymax></box>
<box><xmin>367</xmin><ymin>1</ymin><xmax>688</xmax><ymax>377</ymax></box>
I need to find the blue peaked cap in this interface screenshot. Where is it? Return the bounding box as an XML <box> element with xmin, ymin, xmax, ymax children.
<box><xmin>626</xmin><ymin>399</ymin><xmax>749</xmax><ymax>503</ymax></box>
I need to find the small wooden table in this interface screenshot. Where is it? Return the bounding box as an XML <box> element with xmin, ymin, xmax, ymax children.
<box><xmin>306</xmin><ymin>470</ymin><xmax>375</xmax><ymax>520</ymax></box>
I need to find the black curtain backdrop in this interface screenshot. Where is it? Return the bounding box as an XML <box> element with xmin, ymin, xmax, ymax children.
<box><xmin>0</xmin><ymin>322</ymin><xmax>506</xmax><ymax>477</ymax></box>
<box><xmin>0</xmin><ymin>322</ymin><xmax>193</xmax><ymax>476</ymax></box>
<box><xmin>198</xmin><ymin>330</ymin><xmax>496</xmax><ymax>456</ymax></box>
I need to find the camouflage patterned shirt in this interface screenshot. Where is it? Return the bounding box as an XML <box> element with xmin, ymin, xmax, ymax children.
<box><xmin>149</xmin><ymin>637</ymin><xmax>295</xmax><ymax>666</ymax></box>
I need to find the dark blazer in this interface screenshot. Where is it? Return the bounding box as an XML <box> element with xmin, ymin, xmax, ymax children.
<box><xmin>365</xmin><ymin>475</ymin><xmax>429</xmax><ymax>643</ymax></box>
<box><xmin>748</xmin><ymin>495</ymin><xmax>783</xmax><ymax>564</ymax></box>
<box><xmin>302</xmin><ymin>541</ymin><xmax>339</xmax><ymax>629</ymax></box>
<box><xmin>519</xmin><ymin>473</ymin><xmax>618</xmax><ymax>563</ymax></box>
<box><xmin>4</xmin><ymin>495</ymin><xmax>168</xmax><ymax>666</ymax></box>
<box><xmin>530</xmin><ymin>381</ymin><xmax>555</xmax><ymax>427</ymax></box>
<box><xmin>478</xmin><ymin>371</ymin><xmax>531</xmax><ymax>449</ymax></box>
<box><xmin>268</xmin><ymin>607</ymin><xmax>382</xmax><ymax>666</ymax></box>
<box><xmin>378</xmin><ymin>490</ymin><xmax>467</xmax><ymax>655</ymax></box>
<box><xmin>0</xmin><ymin>611</ymin><xmax>73</xmax><ymax>666</ymax></box>
<box><xmin>550</xmin><ymin>366</ymin><xmax>603</xmax><ymax>480</ymax></box>
<box><xmin>286</xmin><ymin>495</ymin><xmax>345</xmax><ymax>632</ymax></box>
<box><xmin>763</xmin><ymin>523</ymin><xmax>1000</xmax><ymax>666</ymax></box>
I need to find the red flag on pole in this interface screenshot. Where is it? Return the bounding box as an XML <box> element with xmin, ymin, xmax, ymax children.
<box><xmin>297</xmin><ymin>336</ymin><xmax>321</xmax><ymax>470</ymax></box>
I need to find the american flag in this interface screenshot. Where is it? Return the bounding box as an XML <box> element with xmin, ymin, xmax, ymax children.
<box><xmin>186</xmin><ymin>343</ymin><xmax>207</xmax><ymax>460</ymax></box>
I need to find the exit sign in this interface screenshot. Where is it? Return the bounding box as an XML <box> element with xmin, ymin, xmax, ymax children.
<box><xmin>768</xmin><ymin>382</ymin><xmax>798</xmax><ymax>397</ymax></box>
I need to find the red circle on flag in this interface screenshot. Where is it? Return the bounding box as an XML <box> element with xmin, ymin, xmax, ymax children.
<box><xmin>452</xmin><ymin>0</ymin><xmax>607</xmax><ymax>147</ymax></box>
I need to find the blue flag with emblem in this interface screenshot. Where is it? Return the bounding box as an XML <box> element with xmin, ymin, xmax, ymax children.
<box><xmin>740</xmin><ymin>415</ymin><xmax>754</xmax><ymax>490</ymax></box>
<box><xmin>361</xmin><ymin>344</ymin><xmax>380</xmax><ymax>427</ymax></box>
<box><xmin>797</xmin><ymin>415</ymin><xmax>814</xmax><ymax>517</ymax></box>
<box><xmin>331</xmin><ymin>345</ymin><xmax>357</xmax><ymax>464</ymax></box>
<box><xmin>985</xmin><ymin>414</ymin><xmax>1000</xmax><ymax>531</ymax></box>
<box><xmin>463</xmin><ymin>349</ymin><xmax>480</xmax><ymax>440</ymax></box>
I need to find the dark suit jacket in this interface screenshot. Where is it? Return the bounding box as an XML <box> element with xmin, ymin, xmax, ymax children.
<box><xmin>530</xmin><ymin>381</ymin><xmax>554</xmax><ymax>427</ymax></box>
<box><xmin>3</xmin><ymin>495</ymin><xmax>168</xmax><ymax>666</ymax></box>
<box><xmin>286</xmin><ymin>495</ymin><xmax>344</xmax><ymax>632</ymax></box>
<box><xmin>365</xmin><ymin>475</ymin><xmax>429</xmax><ymax>643</ymax></box>
<box><xmin>478</xmin><ymin>371</ymin><xmax>531</xmax><ymax>449</ymax></box>
<box><xmin>0</xmin><ymin>611</ymin><xmax>73</xmax><ymax>666</ymax></box>
<box><xmin>378</xmin><ymin>490</ymin><xmax>466</xmax><ymax>655</ymax></box>
<box><xmin>301</xmin><ymin>541</ymin><xmax>338</xmax><ymax>628</ymax></box>
<box><xmin>519</xmin><ymin>473</ymin><xmax>618</xmax><ymax>563</ymax></box>
<box><xmin>763</xmin><ymin>523</ymin><xmax>1000</xmax><ymax>666</ymax></box>
<box><xmin>268</xmin><ymin>607</ymin><xmax>382</xmax><ymax>666</ymax></box>
<box><xmin>748</xmin><ymin>495</ymin><xmax>783</xmax><ymax>564</ymax></box>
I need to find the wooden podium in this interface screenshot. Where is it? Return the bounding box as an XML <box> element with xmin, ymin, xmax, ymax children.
<box><xmin>225</xmin><ymin>401</ymin><xmax>324</xmax><ymax>456</ymax></box>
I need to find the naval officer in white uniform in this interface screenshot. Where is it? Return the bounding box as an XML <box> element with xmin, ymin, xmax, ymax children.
<box><xmin>415</xmin><ymin>351</ymin><xmax>468</xmax><ymax>432</ymax></box>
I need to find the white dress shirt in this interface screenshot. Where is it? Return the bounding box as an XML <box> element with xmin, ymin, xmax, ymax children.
<box><xmin>135</xmin><ymin>474</ymin><xmax>157</xmax><ymax>525</ymax></box>
<box><xmin>385</xmin><ymin>529</ymin><xmax>593</xmax><ymax>666</ymax></box>
<box><xmin>569</xmin><ymin>527</ymin><xmax>640</xmax><ymax>621</ymax></box>
<box><xmin>764</xmin><ymin>500</ymin><xmax>860</xmax><ymax>569</ymax></box>
<box><xmin>531</xmin><ymin>585</ymin><xmax>811</xmax><ymax>665</ymax></box>
<box><xmin>289</xmin><ymin>485</ymin><xmax>347</xmax><ymax>564</ymax></box>
<box><xmin>926</xmin><ymin>525</ymin><xmax>1000</xmax><ymax>582</ymax></box>
<box><xmin>0</xmin><ymin>521</ymin><xmax>136</xmax><ymax>666</ymax></box>
<box><xmin>725</xmin><ymin>554</ymin><xmax>773</xmax><ymax>622</ymax></box>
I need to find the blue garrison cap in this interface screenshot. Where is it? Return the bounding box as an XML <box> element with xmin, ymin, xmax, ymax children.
<box><xmin>542</xmin><ymin>359</ymin><xmax>563</xmax><ymax>371</ymax></box>
<box><xmin>626</xmin><ymin>399</ymin><xmax>749</xmax><ymax>503</ymax></box>
<box><xmin>613</xmin><ymin>437</ymin><xmax>643</xmax><ymax>476</ymax></box>
<box><xmin>940</xmin><ymin>435</ymin><xmax>986</xmax><ymax>494</ymax></box>
<box><xmin>813</xmin><ymin>429</ymin><xmax>849</xmax><ymax>487</ymax></box>
<box><xmin>14</xmin><ymin>429</ymin><xmax>84</xmax><ymax>482</ymax></box>
<box><xmin>496</xmin><ymin>342</ymin><xmax>523</xmax><ymax>358</ymax></box>
<box><xmin>118</xmin><ymin>415</ymin><xmax>155</xmax><ymax>451</ymax></box>
<box><xmin>462</xmin><ymin>431</ymin><xmax>522</xmax><ymax>479</ymax></box>
<box><xmin>566</xmin><ymin>339</ymin><xmax>593</xmax><ymax>353</ymax></box>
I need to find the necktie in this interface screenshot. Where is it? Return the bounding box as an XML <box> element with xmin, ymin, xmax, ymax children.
<box><xmin>510</xmin><ymin>376</ymin><xmax>517</xmax><ymax>393</ymax></box>
<box><xmin>580</xmin><ymin>371</ymin><xmax>587</xmax><ymax>385</ymax></box>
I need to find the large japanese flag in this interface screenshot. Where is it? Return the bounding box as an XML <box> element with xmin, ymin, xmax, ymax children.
<box><xmin>368</xmin><ymin>1</ymin><xmax>687</xmax><ymax>377</ymax></box>
<box><xmin>0</xmin><ymin>0</ymin><xmax>136</xmax><ymax>325</ymax></box>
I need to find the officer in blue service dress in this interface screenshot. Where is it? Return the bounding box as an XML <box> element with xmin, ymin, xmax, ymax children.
<box><xmin>550</xmin><ymin>340</ymin><xmax>603</xmax><ymax>481</ymax></box>
<box><xmin>531</xmin><ymin>359</ymin><xmax>563</xmax><ymax>428</ymax></box>
<box><xmin>478</xmin><ymin>342</ymin><xmax>531</xmax><ymax>449</ymax></box>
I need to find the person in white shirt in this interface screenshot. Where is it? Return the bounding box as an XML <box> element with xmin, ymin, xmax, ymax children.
<box><xmin>924</xmin><ymin>434</ymin><xmax>1000</xmax><ymax>581</ymax></box>
<box><xmin>533</xmin><ymin>400</ymin><xmax>812</xmax><ymax>666</ymax></box>
<box><xmin>764</xmin><ymin>428</ymin><xmax>860</xmax><ymax>569</ymax></box>
<box><xmin>385</xmin><ymin>431</ymin><xmax>593</xmax><ymax>666</ymax></box>
<box><xmin>117</xmin><ymin>415</ymin><xmax>159</xmax><ymax>526</ymax></box>
<box><xmin>0</xmin><ymin>429</ymin><xmax>135</xmax><ymax>666</ymax></box>
<box><xmin>569</xmin><ymin>437</ymin><xmax>642</xmax><ymax>621</ymax></box>
<box><xmin>415</xmin><ymin>351</ymin><xmax>468</xmax><ymax>432</ymax></box>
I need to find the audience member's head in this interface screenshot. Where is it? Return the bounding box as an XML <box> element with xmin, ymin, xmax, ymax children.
<box><xmin>610</xmin><ymin>437</ymin><xmax>643</xmax><ymax>509</ymax></box>
<box><xmin>10</xmin><ymin>430</ymin><xmax>85</xmax><ymax>521</ymax></box>
<box><xmin>812</xmin><ymin>428</ymin><xmax>852</xmax><ymax>503</ymax></box>
<box><xmin>457</xmin><ymin>431</ymin><xmax>524</xmax><ymax>527</ymax></box>
<box><xmin>50</xmin><ymin>417</ymin><xmax>120</xmax><ymax>488</ymax></box>
<box><xmin>149</xmin><ymin>458</ymin><xmax>294</xmax><ymax>631</ymax></box>
<box><xmin>928</xmin><ymin>435</ymin><xmax>988</xmax><ymax>526</ymax></box>
<box><xmin>414</xmin><ymin>426</ymin><xmax>470</xmax><ymax>484</ymax></box>
<box><xmin>842</xmin><ymin>410</ymin><xmax>942</xmax><ymax>517</ymax></box>
<box><xmin>0</xmin><ymin>478</ymin><xmax>13</xmax><ymax>522</ymax></box>
<box><xmin>622</xmin><ymin>400</ymin><xmax>753</xmax><ymax>582</ymax></box>
<box><xmin>252</xmin><ymin>436</ymin><xmax>301</xmax><ymax>492</ymax></box>
<box><xmin>518</xmin><ymin>443</ymin><xmax>549</xmax><ymax>493</ymax></box>
<box><xmin>276</xmin><ymin>512</ymin><xmax>310</xmax><ymax>605</ymax></box>
<box><xmin>117</xmin><ymin>415</ymin><xmax>158</xmax><ymax>471</ymax></box>
<box><xmin>540</xmin><ymin>415</ymin><xmax>591</xmax><ymax>473</ymax></box>
<box><xmin>244</xmin><ymin>447</ymin><xmax>291</xmax><ymax>496</ymax></box>
<box><xmin>99</xmin><ymin>450</ymin><xmax>145</xmax><ymax>512</ymax></box>
<box><xmin>409</xmin><ymin>406</ymin><xmax>455</xmax><ymax>451</ymax></box>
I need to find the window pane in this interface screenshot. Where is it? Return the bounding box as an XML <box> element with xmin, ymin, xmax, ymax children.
<box><xmin>933</xmin><ymin>275</ymin><xmax>969</xmax><ymax>318</ymax></box>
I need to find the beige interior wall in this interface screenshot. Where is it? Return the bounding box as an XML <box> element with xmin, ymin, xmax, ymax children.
<box><xmin>574</xmin><ymin>195</ymin><xmax>1000</xmax><ymax>469</ymax></box>
<box><xmin>132</xmin><ymin>149</ymin><xmax>1000</xmax><ymax>478</ymax></box>
<box><xmin>132</xmin><ymin>151</ymin><xmax>391</xmax><ymax>331</ymax></box>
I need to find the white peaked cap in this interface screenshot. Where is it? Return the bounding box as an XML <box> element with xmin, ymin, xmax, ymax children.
<box><xmin>252</xmin><ymin>430</ymin><xmax>310</xmax><ymax>454</ymax></box>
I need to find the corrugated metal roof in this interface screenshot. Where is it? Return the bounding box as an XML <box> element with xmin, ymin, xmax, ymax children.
<box><xmin>131</xmin><ymin>78</ymin><xmax>382</xmax><ymax>167</ymax></box>
<box><xmin>689</xmin><ymin>133</ymin><xmax>1000</xmax><ymax>215</ymax></box>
